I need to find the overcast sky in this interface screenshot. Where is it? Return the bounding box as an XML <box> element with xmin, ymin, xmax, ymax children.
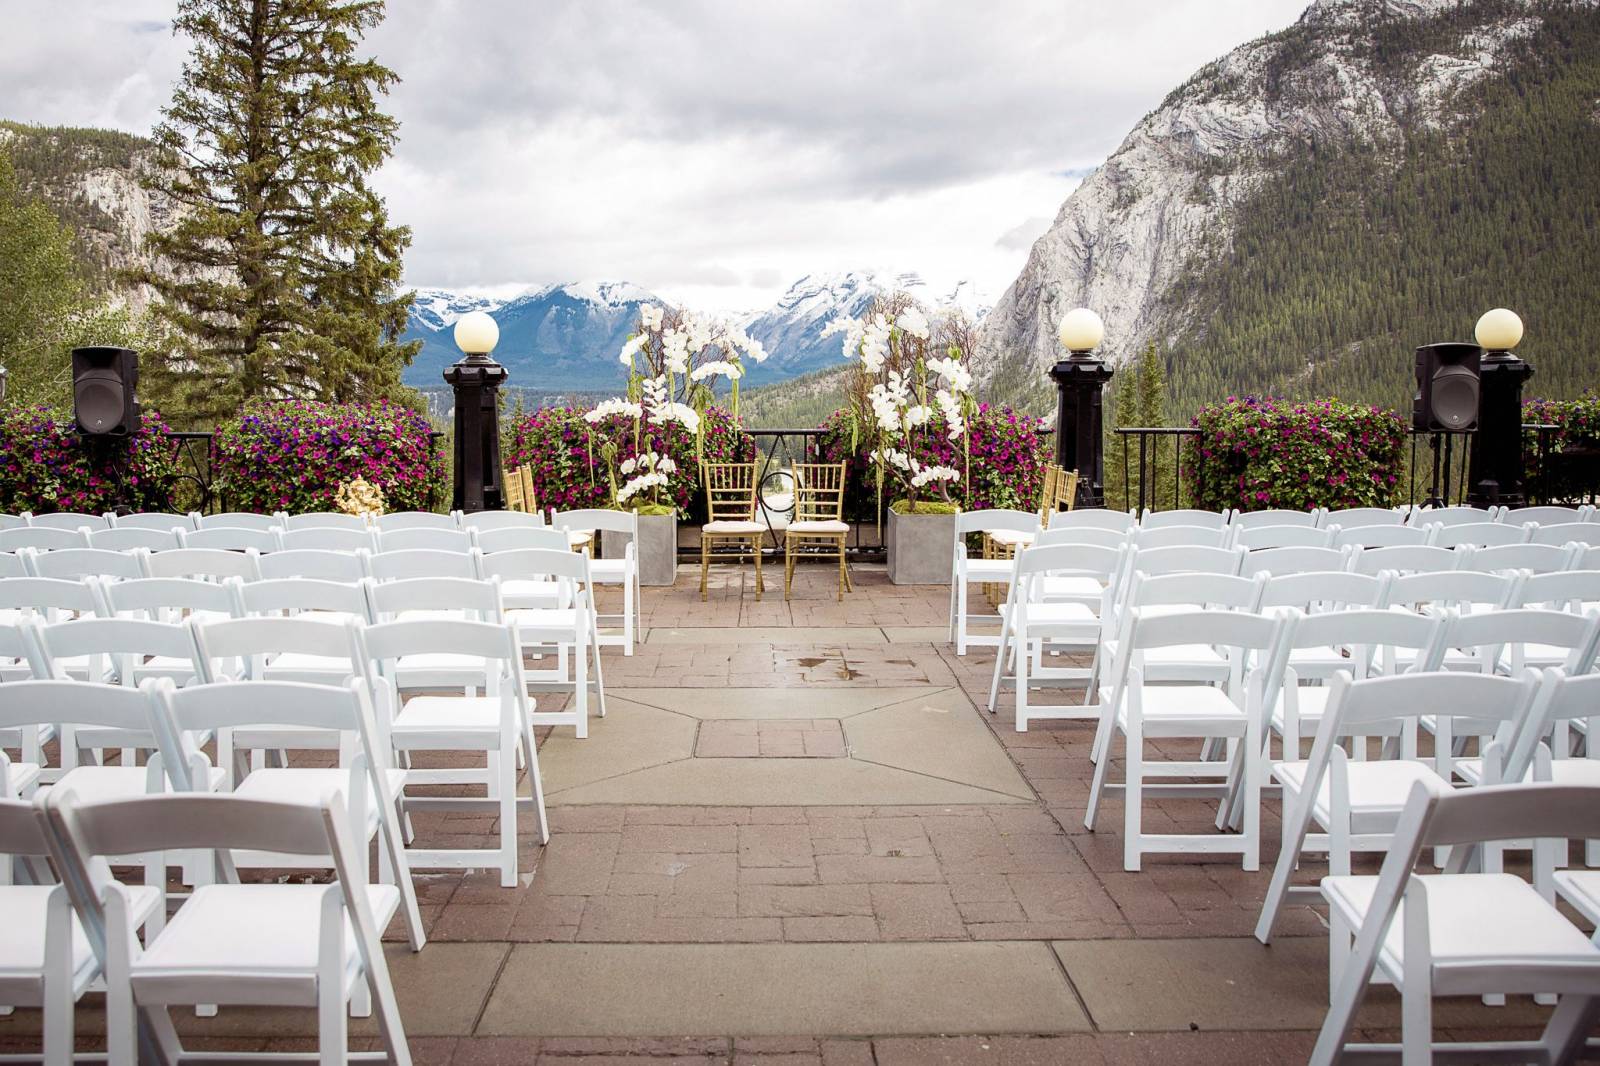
<box><xmin>0</xmin><ymin>0</ymin><xmax>1308</xmax><ymax>311</ymax></box>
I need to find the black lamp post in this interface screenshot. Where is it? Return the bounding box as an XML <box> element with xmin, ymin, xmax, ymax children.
<box><xmin>1048</xmin><ymin>307</ymin><xmax>1114</xmax><ymax>508</ymax></box>
<box><xmin>1466</xmin><ymin>308</ymin><xmax>1532</xmax><ymax>509</ymax></box>
<box><xmin>444</xmin><ymin>310</ymin><xmax>509</xmax><ymax>512</ymax></box>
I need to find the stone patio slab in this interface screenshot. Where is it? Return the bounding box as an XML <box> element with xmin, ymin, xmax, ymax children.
<box><xmin>617</xmin><ymin>686</ymin><xmax>935</xmax><ymax>721</ymax></box>
<box><xmin>881</xmin><ymin>626</ymin><xmax>955</xmax><ymax>643</ymax></box>
<box><xmin>648</xmin><ymin>627</ymin><xmax>884</xmax><ymax>645</ymax></box>
<box><xmin>477</xmin><ymin>942</ymin><xmax>1087</xmax><ymax>1036</ymax></box>
<box><xmin>537</xmin><ymin>696</ymin><xmax>697</xmax><ymax>793</ymax></box>
<box><xmin>845</xmin><ymin>689</ymin><xmax>1033</xmax><ymax>800</ymax></box>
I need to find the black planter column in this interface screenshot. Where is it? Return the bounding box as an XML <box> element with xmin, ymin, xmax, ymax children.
<box><xmin>1465</xmin><ymin>309</ymin><xmax>1532</xmax><ymax>509</ymax></box>
<box><xmin>1048</xmin><ymin>308</ymin><xmax>1114</xmax><ymax>508</ymax></box>
<box><xmin>444</xmin><ymin>310</ymin><xmax>508</xmax><ymax>513</ymax></box>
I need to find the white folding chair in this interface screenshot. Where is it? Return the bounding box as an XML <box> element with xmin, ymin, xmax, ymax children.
<box><xmin>1139</xmin><ymin>508</ymin><xmax>1229</xmax><ymax>529</ymax></box>
<box><xmin>40</xmin><ymin>789</ymin><xmax>413</xmax><ymax>1066</ymax></box>
<box><xmin>0</xmin><ymin>528</ymin><xmax>89</xmax><ymax>552</ymax></box>
<box><xmin>1501</xmin><ymin>504</ymin><xmax>1593</xmax><ymax>526</ymax></box>
<box><xmin>1496</xmin><ymin>672</ymin><xmax>1600</xmax><ymax>871</ymax></box>
<box><xmin>1255</xmin><ymin>671</ymin><xmax>1540</xmax><ymax>943</ymax></box>
<box><xmin>1437</xmin><ymin>607</ymin><xmax>1600</xmax><ymax>680</ymax></box>
<box><xmin>256</xmin><ymin>547</ymin><xmax>370</xmax><ymax>582</ymax></box>
<box><xmin>551</xmin><ymin>509</ymin><xmax>640</xmax><ymax>654</ymax></box>
<box><xmin>1229</xmin><ymin>508</ymin><xmax>1321</xmax><ymax>530</ymax></box>
<box><xmin>113</xmin><ymin>512</ymin><xmax>197</xmax><ymax>533</ymax></box>
<box><xmin>235</xmin><ymin>576</ymin><xmax>373</xmax><ymax>625</ymax></box>
<box><xmin>28</xmin><ymin>513</ymin><xmax>109</xmax><ymax>532</ymax></box>
<box><xmin>89</xmin><ymin>526</ymin><xmax>184</xmax><ymax>552</ymax></box>
<box><xmin>1518</xmin><ymin>569</ymin><xmax>1600</xmax><ymax>616</ymax></box>
<box><xmin>181</xmin><ymin>527</ymin><xmax>281</xmax><ymax>553</ymax></box>
<box><xmin>192</xmin><ymin>511</ymin><xmax>280</xmax><ymax>531</ymax></box>
<box><xmin>0</xmin><ymin>796</ymin><xmax>162</xmax><ymax>1064</ymax></box>
<box><xmin>1032</xmin><ymin>526</ymin><xmax>1127</xmax><ymax>551</ymax></box>
<box><xmin>1529</xmin><ymin>522</ymin><xmax>1600</xmax><ymax>547</ymax></box>
<box><xmin>376</xmin><ymin>528</ymin><xmax>473</xmax><ymax>554</ymax></box>
<box><xmin>1431</xmin><ymin>521</ymin><xmax>1531</xmax><ymax>548</ymax></box>
<box><xmin>1319</xmin><ymin>507</ymin><xmax>1405</xmax><ymax>529</ymax></box>
<box><xmin>1233</xmin><ymin>524</ymin><xmax>1335</xmax><ymax>550</ymax></box>
<box><xmin>24</xmin><ymin>547</ymin><xmax>148</xmax><ymax>583</ymax></box>
<box><xmin>280</xmin><ymin>511</ymin><xmax>370</xmax><ymax>531</ymax></box>
<box><xmin>375</xmin><ymin>511</ymin><xmax>459</xmax><ymax>532</ymax></box>
<box><xmin>1132</xmin><ymin>524</ymin><xmax>1231</xmax><ymax>549</ymax></box>
<box><xmin>478</xmin><ymin>549</ymin><xmax>607</xmax><ymax>737</ymax></box>
<box><xmin>278</xmin><ymin>527</ymin><xmax>375</xmax><ymax>554</ymax></box>
<box><xmin>1332</xmin><ymin>523</ymin><xmax>1438</xmax><ymax>550</ymax></box>
<box><xmin>1309</xmin><ymin>781</ymin><xmax>1600</xmax><ymax>1066</ymax></box>
<box><xmin>948</xmin><ymin>509</ymin><xmax>1037</xmax><ymax>655</ymax></box>
<box><xmin>1240</xmin><ymin>544</ymin><xmax>1352</xmax><ymax>576</ymax></box>
<box><xmin>148</xmin><ymin>676</ymin><xmax>426</xmax><ymax>950</ymax></box>
<box><xmin>0</xmin><ymin>578</ymin><xmax>107</xmax><ymax>685</ymax></box>
<box><xmin>459</xmin><ymin>510</ymin><xmax>546</xmax><ymax>532</ymax></box>
<box><xmin>144</xmin><ymin>547</ymin><xmax>261</xmax><ymax>583</ymax></box>
<box><xmin>471</xmin><ymin>524</ymin><xmax>571</xmax><ymax>556</ymax></box>
<box><xmin>1405</xmin><ymin>504</ymin><xmax>1497</xmax><ymax>527</ymax></box>
<box><xmin>1084</xmin><ymin>607</ymin><xmax>1294</xmax><ymax>871</ymax></box>
<box><xmin>1349</xmin><ymin>544</ymin><xmax>1458</xmax><ymax>577</ymax></box>
<box><xmin>367</xmin><ymin>548</ymin><xmax>478</xmax><ymax>582</ymax></box>
<box><xmin>98</xmin><ymin>575</ymin><xmax>241</xmax><ymax>627</ymax></box>
<box><xmin>1462</xmin><ymin>541</ymin><xmax>1578</xmax><ymax>575</ymax></box>
<box><xmin>29</xmin><ymin>617</ymin><xmax>201</xmax><ymax>698</ymax></box>
<box><xmin>1048</xmin><ymin>509</ymin><xmax>1135</xmax><ymax>532</ymax></box>
<box><xmin>354</xmin><ymin>618</ymin><xmax>548</xmax><ymax>886</ymax></box>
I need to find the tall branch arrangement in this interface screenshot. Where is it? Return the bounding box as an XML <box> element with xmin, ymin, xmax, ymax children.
<box><xmin>822</xmin><ymin>295</ymin><xmax>976</xmax><ymax>511</ymax></box>
<box><xmin>586</xmin><ymin>304</ymin><xmax>767</xmax><ymax>513</ymax></box>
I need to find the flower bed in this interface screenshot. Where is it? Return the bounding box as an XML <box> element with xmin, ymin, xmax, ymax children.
<box><xmin>502</xmin><ymin>405</ymin><xmax>752</xmax><ymax>520</ymax></box>
<box><xmin>0</xmin><ymin>405</ymin><xmax>180</xmax><ymax>515</ymax></box>
<box><xmin>817</xmin><ymin>403</ymin><xmax>1051</xmax><ymax>517</ymax></box>
<box><xmin>1189</xmin><ymin>396</ymin><xmax>1406</xmax><ymax>513</ymax></box>
<box><xmin>211</xmin><ymin>400</ymin><xmax>443</xmax><ymax>514</ymax></box>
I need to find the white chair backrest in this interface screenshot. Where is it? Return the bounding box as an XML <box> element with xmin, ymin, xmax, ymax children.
<box><xmin>28</xmin><ymin>512</ymin><xmax>109</xmax><ymax>531</ymax></box>
<box><xmin>1048</xmin><ymin>509</ymin><xmax>1135</xmax><ymax>532</ymax></box>
<box><xmin>1518</xmin><ymin>569</ymin><xmax>1600</xmax><ymax>610</ymax></box>
<box><xmin>184</xmin><ymin>526</ymin><xmax>281</xmax><ymax>553</ymax></box>
<box><xmin>1124</xmin><ymin>570</ymin><xmax>1265</xmax><ymax>612</ymax></box>
<box><xmin>1111</xmin><ymin>607</ymin><xmax>1293</xmax><ymax>703</ymax></box>
<box><xmin>1386</xmin><ymin>569</ymin><xmax>1520</xmax><ymax>612</ymax></box>
<box><xmin>0</xmin><ymin>526</ymin><xmax>89</xmax><ymax>551</ymax></box>
<box><xmin>0</xmin><ymin>677</ymin><xmax>156</xmax><ymax>739</ymax></box>
<box><xmin>1229</xmin><ymin>508</ymin><xmax>1320</xmax><ymax>530</ymax></box>
<box><xmin>0</xmin><ymin>796</ymin><xmax>50</xmax><ymax>860</ymax></box>
<box><xmin>1033</xmin><ymin>526</ymin><xmax>1128</xmax><ymax>550</ymax></box>
<box><xmin>0</xmin><ymin>513</ymin><xmax>28</xmax><ymax>531</ymax></box>
<box><xmin>277</xmin><ymin>526</ymin><xmax>375</xmax><ymax>553</ymax></box>
<box><xmin>1406</xmin><ymin>504</ymin><xmax>1496</xmax><ymax>527</ymax></box>
<box><xmin>25</xmin><ymin>546</ymin><xmax>148</xmax><ymax>582</ymax></box>
<box><xmin>281</xmin><ymin>511</ymin><xmax>369</xmax><ymax>531</ymax></box>
<box><xmin>114</xmin><ymin>512</ymin><xmax>197</xmax><ymax>532</ymax></box>
<box><xmin>1528</xmin><ymin>522</ymin><xmax>1600</xmax><ymax>547</ymax></box>
<box><xmin>472</xmin><ymin>526</ymin><xmax>571</xmax><ymax>554</ymax></box>
<box><xmin>1319</xmin><ymin>507</ymin><xmax>1404</xmax><ymax>530</ymax></box>
<box><xmin>375</xmin><ymin>511</ymin><xmax>459</xmax><ymax>531</ymax></box>
<box><xmin>190</xmin><ymin>615</ymin><xmax>360</xmax><ymax>682</ymax></box>
<box><xmin>1433</xmin><ymin>521</ymin><xmax>1531</xmax><ymax>548</ymax></box>
<box><xmin>31</xmin><ymin>616</ymin><xmax>197</xmax><ymax>680</ymax></box>
<box><xmin>235</xmin><ymin>576</ymin><xmax>373</xmax><ymax>621</ymax></box>
<box><xmin>1233</xmin><ymin>524</ymin><xmax>1334</xmax><ymax>550</ymax></box>
<box><xmin>100</xmin><ymin>576</ymin><xmax>239</xmax><ymax>620</ymax></box>
<box><xmin>1441</xmin><ymin>608</ymin><xmax>1600</xmax><ymax>675</ymax></box>
<box><xmin>1123</xmin><ymin>544</ymin><xmax>1244</xmax><ymax>577</ymax></box>
<box><xmin>552</xmin><ymin>508</ymin><xmax>639</xmax><ymax>537</ymax></box>
<box><xmin>376</xmin><ymin>527</ymin><xmax>474</xmax><ymax>553</ymax></box>
<box><xmin>1240</xmin><ymin>544</ymin><xmax>1351</xmax><ymax>576</ymax></box>
<box><xmin>1133</xmin><ymin>524</ymin><xmax>1231</xmax><ymax>549</ymax></box>
<box><xmin>88</xmin><ymin>526</ymin><xmax>183</xmax><ymax>552</ymax></box>
<box><xmin>145</xmin><ymin>546</ymin><xmax>262</xmax><ymax>582</ymax></box>
<box><xmin>1139</xmin><ymin>508</ymin><xmax>1228</xmax><ymax>529</ymax></box>
<box><xmin>459</xmin><ymin>510</ymin><xmax>547</xmax><ymax>531</ymax></box>
<box><xmin>1258</xmin><ymin>570</ymin><xmax>1388</xmax><ymax>611</ymax></box>
<box><xmin>1462</xmin><ymin>542</ymin><xmax>1576</xmax><ymax>575</ymax></box>
<box><xmin>0</xmin><ymin>575</ymin><xmax>104</xmax><ymax>616</ymax></box>
<box><xmin>1349</xmin><ymin>544</ymin><xmax>1458</xmax><ymax>576</ymax></box>
<box><xmin>364</xmin><ymin>575</ymin><xmax>505</xmax><ymax>621</ymax></box>
<box><xmin>1331</xmin><ymin>522</ymin><xmax>1436</xmax><ymax>549</ymax></box>
<box><xmin>354</xmin><ymin>617</ymin><xmax>528</xmax><ymax>708</ymax></box>
<box><xmin>1011</xmin><ymin>542</ymin><xmax>1125</xmax><ymax>583</ymax></box>
<box><xmin>194</xmin><ymin>511</ymin><xmax>280</xmax><ymax>531</ymax></box>
<box><xmin>0</xmin><ymin>551</ymin><xmax>24</xmax><ymax>578</ymax></box>
<box><xmin>1504</xmin><ymin>669</ymin><xmax>1600</xmax><ymax>782</ymax></box>
<box><xmin>477</xmin><ymin>546</ymin><xmax>593</xmax><ymax>587</ymax></box>
<box><xmin>256</xmin><ymin>547</ymin><xmax>370</xmax><ymax>582</ymax></box>
<box><xmin>367</xmin><ymin>547</ymin><xmax>478</xmax><ymax>581</ymax></box>
<box><xmin>1501</xmin><ymin>505</ymin><xmax>1592</xmax><ymax>526</ymax></box>
<box><xmin>1286</xmin><ymin>608</ymin><xmax>1442</xmax><ymax>671</ymax></box>
<box><xmin>957</xmin><ymin>509</ymin><xmax>1037</xmax><ymax>537</ymax></box>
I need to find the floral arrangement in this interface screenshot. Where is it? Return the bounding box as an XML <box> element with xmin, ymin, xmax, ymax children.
<box><xmin>818</xmin><ymin>402</ymin><xmax>1051</xmax><ymax>516</ymax></box>
<box><xmin>334</xmin><ymin>477</ymin><xmax>386</xmax><ymax>518</ymax></box>
<box><xmin>0</xmin><ymin>404</ymin><xmax>180</xmax><ymax>515</ymax></box>
<box><xmin>502</xmin><ymin>404</ymin><xmax>753</xmax><ymax>520</ymax></box>
<box><xmin>612</xmin><ymin>450</ymin><xmax>677</xmax><ymax>511</ymax></box>
<box><xmin>211</xmin><ymin>400</ymin><xmax>444</xmax><ymax>514</ymax></box>
<box><xmin>1523</xmin><ymin>394</ymin><xmax>1600</xmax><ymax>503</ymax></box>
<box><xmin>1188</xmin><ymin>395</ymin><xmax>1406</xmax><ymax>513</ymax></box>
<box><xmin>819</xmin><ymin>295</ymin><xmax>976</xmax><ymax>511</ymax></box>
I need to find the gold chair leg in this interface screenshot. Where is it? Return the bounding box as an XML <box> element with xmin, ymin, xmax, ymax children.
<box><xmin>700</xmin><ymin>535</ymin><xmax>710</xmax><ymax>601</ymax></box>
<box><xmin>753</xmin><ymin>537</ymin><xmax>764</xmax><ymax>599</ymax></box>
<box><xmin>841</xmin><ymin>539</ymin><xmax>853</xmax><ymax>593</ymax></box>
<box><xmin>784</xmin><ymin>540</ymin><xmax>794</xmax><ymax>600</ymax></box>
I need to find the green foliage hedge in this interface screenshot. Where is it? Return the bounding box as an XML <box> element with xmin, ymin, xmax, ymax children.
<box><xmin>1525</xmin><ymin>394</ymin><xmax>1600</xmax><ymax>503</ymax></box>
<box><xmin>1189</xmin><ymin>396</ymin><xmax>1407</xmax><ymax>513</ymax></box>
<box><xmin>0</xmin><ymin>404</ymin><xmax>179</xmax><ymax>515</ymax></box>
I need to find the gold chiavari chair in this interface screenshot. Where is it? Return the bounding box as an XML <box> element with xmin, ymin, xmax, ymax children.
<box><xmin>784</xmin><ymin>462</ymin><xmax>851</xmax><ymax>601</ymax></box>
<box><xmin>700</xmin><ymin>462</ymin><xmax>765</xmax><ymax>601</ymax></box>
<box><xmin>504</xmin><ymin>464</ymin><xmax>527</xmax><ymax>512</ymax></box>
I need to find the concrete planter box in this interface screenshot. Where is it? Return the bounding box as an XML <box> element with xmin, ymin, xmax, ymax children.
<box><xmin>886</xmin><ymin>507</ymin><xmax>957</xmax><ymax>585</ymax></box>
<box><xmin>602</xmin><ymin>512</ymin><xmax>677</xmax><ymax>586</ymax></box>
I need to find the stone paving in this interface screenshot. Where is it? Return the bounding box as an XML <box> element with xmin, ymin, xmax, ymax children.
<box><xmin>0</xmin><ymin>562</ymin><xmax>1575</xmax><ymax>1063</ymax></box>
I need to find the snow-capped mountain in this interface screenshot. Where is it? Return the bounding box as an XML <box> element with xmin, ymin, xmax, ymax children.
<box><xmin>407</xmin><ymin>288</ymin><xmax>504</xmax><ymax>332</ymax></box>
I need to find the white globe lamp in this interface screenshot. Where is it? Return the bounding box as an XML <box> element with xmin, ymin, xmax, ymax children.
<box><xmin>1474</xmin><ymin>308</ymin><xmax>1523</xmax><ymax>354</ymax></box>
<box><xmin>454</xmin><ymin>310</ymin><xmax>500</xmax><ymax>358</ymax></box>
<box><xmin>1058</xmin><ymin>308</ymin><xmax>1105</xmax><ymax>356</ymax></box>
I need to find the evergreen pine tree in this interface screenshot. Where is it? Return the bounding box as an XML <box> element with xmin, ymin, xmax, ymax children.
<box><xmin>0</xmin><ymin>150</ymin><xmax>86</xmax><ymax>408</ymax></box>
<box><xmin>137</xmin><ymin>0</ymin><xmax>419</xmax><ymax>425</ymax></box>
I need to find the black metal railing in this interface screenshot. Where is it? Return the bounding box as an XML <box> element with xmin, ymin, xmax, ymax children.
<box><xmin>744</xmin><ymin>428</ymin><xmax>882</xmax><ymax>557</ymax></box>
<box><xmin>1112</xmin><ymin>427</ymin><xmax>1202</xmax><ymax>514</ymax></box>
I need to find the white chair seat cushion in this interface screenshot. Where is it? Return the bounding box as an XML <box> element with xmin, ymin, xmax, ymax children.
<box><xmin>1287</xmin><ymin>645</ymin><xmax>1351</xmax><ymax>672</ymax></box>
<box><xmin>392</xmin><ymin>695</ymin><xmax>503</xmax><ymax>740</ymax></box>
<box><xmin>3</xmin><ymin>761</ymin><xmax>41</xmax><ymax>797</ymax></box>
<box><xmin>704</xmin><ymin>520</ymin><xmax>764</xmax><ymax>534</ymax></box>
<box><xmin>395</xmin><ymin>652</ymin><xmax>490</xmax><ymax>679</ymax></box>
<box><xmin>501</xmin><ymin>579</ymin><xmax>562</xmax><ymax>609</ymax></box>
<box><xmin>1040</xmin><ymin>575</ymin><xmax>1105</xmax><ymax>600</ymax></box>
<box><xmin>0</xmin><ymin>884</ymin><xmax>160</xmax><ymax>981</ymax></box>
<box><xmin>1323</xmin><ymin>873</ymin><xmax>1599</xmax><ymax>985</ymax></box>
<box><xmin>45</xmin><ymin>764</ymin><xmax>225</xmax><ymax>805</ymax></box>
<box><xmin>506</xmin><ymin>608</ymin><xmax>582</xmax><ymax>633</ymax></box>
<box><xmin>232</xmin><ymin>767</ymin><xmax>407</xmax><ymax>835</ymax></box>
<box><xmin>788</xmin><ymin>520</ymin><xmax>849</xmax><ymax>535</ymax></box>
<box><xmin>131</xmin><ymin>883</ymin><xmax>400</xmax><ymax>994</ymax></box>
<box><xmin>961</xmin><ymin>558</ymin><xmax>1013</xmax><ymax>580</ymax></box>
<box><xmin>1118</xmin><ymin>685</ymin><xmax>1243</xmax><ymax>724</ymax></box>
<box><xmin>589</xmin><ymin>559</ymin><xmax>632</xmax><ymax>580</ymax></box>
<box><xmin>262</xmin><ymin>651</ymin><xmax>353</xmax><ymax>680</ymax></box>
<box><xmin>1101</xmin><ymin>640</ymin><xmax>1227</xmax><ymax>669</ymax></box>
<box><xmin>130</xmin><ymin>654</ymin><xmax>200</xmax><ymax>681</ymax></box>
<box><xmin>1555</xmin><ymin>870</ymin><xmax>1600</xmax><ymax>926</ymax></box>
<box><xmin>985</xmin><ymin>528</ymin><xmax>1035</xmax><ymax>548</ymax></box>
<box><xmin>1000</xmin><ymin>602</ymin><xmax>1098</xmax><ymax>626</ymax></box>
<box><xmin>1274</xmin><ymin>759</ymin><xmax>1445</xmax><ymax>830</ymax></box>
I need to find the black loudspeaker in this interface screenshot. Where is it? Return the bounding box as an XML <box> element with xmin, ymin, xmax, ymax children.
<box><xmin>71</xmin><ymin>346</ymin><xmax>140</xmax><ymax>436</ymax></box>
<box><xmin>1413</xmin><ymin>342</ymin><xmax>1481</xmax><ymax>432</ymax></box>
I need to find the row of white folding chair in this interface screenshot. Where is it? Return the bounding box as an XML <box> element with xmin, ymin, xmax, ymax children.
<box><xmin>1</xmin><ymin>505</ymin><xmax>550</xmax><ymax>530</ymax></box>
<box><xmin>8</xmin><ymin>784</ymin><xmax>413</xmax><ymax>1065</ymax></box>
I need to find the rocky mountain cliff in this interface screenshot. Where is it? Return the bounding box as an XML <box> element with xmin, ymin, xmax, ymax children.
<box><xmin>978</xmin><ymin>0</ymin><xmax>1600</xmax><ymax>409</ymax></box>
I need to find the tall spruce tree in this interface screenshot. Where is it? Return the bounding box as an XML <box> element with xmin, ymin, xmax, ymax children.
<box><xmin>138</xmin><ymin>0</ymin><xmax>418</xmax><ymax>424</ymax></box>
